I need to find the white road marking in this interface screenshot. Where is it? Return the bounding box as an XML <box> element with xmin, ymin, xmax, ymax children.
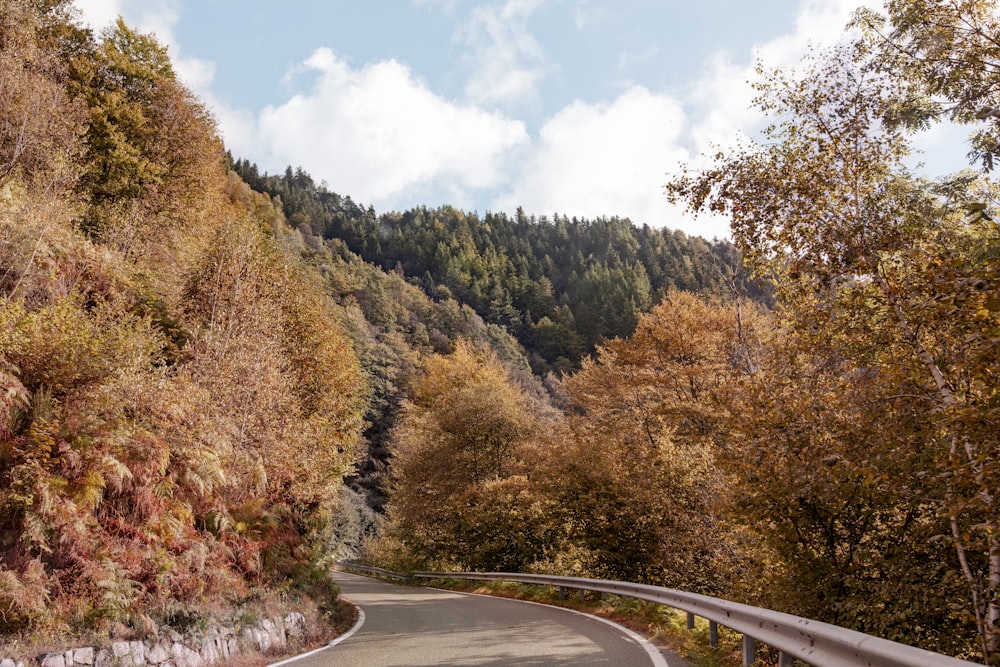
<box><xmin>266</xmin><ymin>599</ymin><xmax>365</xmax><ymax>667</ymax></box>
<box><xmin>433</xmin><ymin>587</ymin><xmax>672</xmax><ymax>667</ymax></box>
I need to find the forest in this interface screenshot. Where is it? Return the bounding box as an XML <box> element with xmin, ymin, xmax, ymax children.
<box><xmin>1</xmin><ymin>0</ymin><xmax>999</xmax><ymax>664</ymax></box>
<box><xmin>231</xmin><ymin>159</ymin><xmax>771</xmax><ymax>374</ymax></box>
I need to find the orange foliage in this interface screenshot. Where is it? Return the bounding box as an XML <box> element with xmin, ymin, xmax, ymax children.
<box><xmin>0</xmin><ymin>5</ymin><xmax>366</xmax><ymax>635</ymax></box>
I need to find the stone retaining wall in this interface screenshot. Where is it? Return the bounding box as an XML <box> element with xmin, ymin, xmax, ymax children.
<box><xmin>2</xmin><ymin>612</ymin><xmax>307</xmax><ymax>667</ymax></box>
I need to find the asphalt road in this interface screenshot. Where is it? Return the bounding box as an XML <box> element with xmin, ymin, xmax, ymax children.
<box><xmin>278</xmin><ymin>570</ymin><xmax>680</xmax><ymax>667</ymax></box>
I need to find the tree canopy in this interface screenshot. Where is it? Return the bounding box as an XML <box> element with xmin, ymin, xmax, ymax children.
<box><xmin>668</xmin><ymin>3</ymin><xmax>1000</xmax><ymax>658</ymax></box>
<box><xmin>6</xmin><ymin>1</ymin><xmax>1000</xmax><ymax>663</ymax></box>
<box><xmin>231</xmin><ymin>160</ymin><xmax>772</xmax><ymax>375</ymax></box>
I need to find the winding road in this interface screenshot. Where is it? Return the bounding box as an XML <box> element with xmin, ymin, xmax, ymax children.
<box><xmin>275</xmin><ymin>570</ymin><xmax>681</xmax><ymax>666</ymax></box>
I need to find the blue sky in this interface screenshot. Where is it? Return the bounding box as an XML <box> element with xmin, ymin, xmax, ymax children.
<box><xmin>72</xmin><ymin>0</ymin><xmax>970</xmax><ymax>240</ymax></box>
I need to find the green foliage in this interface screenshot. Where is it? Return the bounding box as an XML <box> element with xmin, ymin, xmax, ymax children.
<box><xmin>231</xmin><ymin>160</ymin><xmax>770</xmax><ymax>373</ymax></box>
<box><xmin>305</xmin><ymin>237</ymin><xmax>536</xmax><ymax>514</ymax></box>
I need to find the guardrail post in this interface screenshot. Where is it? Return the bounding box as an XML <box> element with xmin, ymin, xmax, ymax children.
<box><xmin>408</xmin><ymin>570</ymin><xmax>984</xmax><ymax>667</ymax></box>
<box><xmin>686</xmin><ymin>612</ymin><xmax>695</xmax><ymax>630</ymax></box>
<box><xmin>578</xmin><ymin>589</ymin><xmax>585</xmax><ymax>602</ymax></box>
<box><xmin>742</xmin><ymin>635</ymin><xmax>756</xmax><ymax>666</ymax></box>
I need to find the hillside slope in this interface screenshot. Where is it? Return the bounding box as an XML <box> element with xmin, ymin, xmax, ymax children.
<box><xmin>0</xmin><ymin>2</ymin><xmax>369</xmax><ymax>634</ymax></box>
<box><xmin>234</xmin><ymin>162</ymin><xmax>771</xmax><ymax>374</ymax></box>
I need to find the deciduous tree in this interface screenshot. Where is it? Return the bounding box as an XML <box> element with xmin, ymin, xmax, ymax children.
<box><xmin>384</xmin><ymin>341</ymin><xmax>552</xmax><ymax>570</ymax></box>
<box><xmin>550</xmin><ymin>291</ymin><xmax>766</xmax><ymax>591</ymax></box>
<box><xmin>668</xmin><ymin>40</ymin><xmax>1000</xmax><ymax>660</ymax></box>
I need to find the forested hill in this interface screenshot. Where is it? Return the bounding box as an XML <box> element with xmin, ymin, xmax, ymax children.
<box><xmin>5</xmin><ymin>1</ymin><xmax>1000</xmax><ymax>662</ymax></box>
<box><xmin>0</xmin><ymin>0</ymin><xmax>772</xmax><ymax>638</ymax></box>
<box><xmin>232</xmin><ymin>161</ymin><xmax>770</xmax><ymax>373</ymax></box>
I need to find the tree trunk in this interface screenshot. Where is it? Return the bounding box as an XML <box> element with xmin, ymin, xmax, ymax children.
<box><xmin>876</xmin><ymin>268</ymin><xmax>999</xmax><ymax>660</ymax></box>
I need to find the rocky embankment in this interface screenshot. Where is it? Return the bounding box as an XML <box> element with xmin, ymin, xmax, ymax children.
<box><xmin>2</xmin><ymin>612</ymin><xmax>308</xmax><ymax>667</ymax></box>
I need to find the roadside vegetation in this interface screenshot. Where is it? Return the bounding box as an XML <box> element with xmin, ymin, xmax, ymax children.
<box><xmin>363</xmin><ymin>2</ymin><xmax>1000</xmax><ymax>662</ymax></box>
<box><xmin>0</xmin><ymin>0</ymin><xmax>364</xmax><ymax>647</ymax></box>
<box><xmin>3</xmin><ymin>0</ymin><xmax>1000</xmax><ymax>664</ymax></box>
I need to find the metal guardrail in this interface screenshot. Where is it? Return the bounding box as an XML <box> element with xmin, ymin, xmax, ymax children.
<box><xmin>337</xmin><ymin>563</ymin><xmax>981</xmax><ymax>667</ymax></box>
<box><xmin>336</xmin><ymin>562</ymin><xmax>412</xmax><ymax>580</ymax></box>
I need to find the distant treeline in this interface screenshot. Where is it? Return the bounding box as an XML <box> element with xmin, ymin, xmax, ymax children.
<box><xmin>231</xmin><ymin>160</ymin><xmax>771</xmax><ymax>373</ymax></box>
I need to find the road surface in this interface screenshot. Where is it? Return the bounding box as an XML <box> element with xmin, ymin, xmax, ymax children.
<box><xmin>278</xmin><ymin>570</ymin><xmax>680</xmax><ymax>666</ymax></box>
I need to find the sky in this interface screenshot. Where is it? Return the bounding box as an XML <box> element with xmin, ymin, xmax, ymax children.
<box><xmin>71</xmin><ymin>0</ymin><xmax>973</xmax><ymax>240</ymax></box>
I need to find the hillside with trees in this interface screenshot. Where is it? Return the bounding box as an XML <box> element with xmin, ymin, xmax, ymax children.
<box><xmin>0</xmin><ymin>0</ymin><xmax>374</xmax><ymax>635</ymax></box>
<box><xmin>363</xmin><ymin>1</ymin><xmax>1000</xmax><ymax>663</ymax></box>
<box><xmin>231</xmin><ymin>161</ymin><xmax>770</xmax><ymax>374</ymax></box>
<box><xmin>0</xmin><ymin>0</ymin><xmax>559</xmax><ymax>637</ymax></box>
<box><xmin>3</xmin><ymin>0</ymin><xmax>1000</xmax><ymax>664</ymax></box>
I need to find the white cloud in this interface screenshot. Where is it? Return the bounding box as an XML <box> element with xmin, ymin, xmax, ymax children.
<box><xmin>246</xmin><ymin>48</ymin><xmax>528</xmax><ymax>208</ymax></box>
<box><xmin>72</xmin><ymin>0</ymin><xmax>122</xmax><ymax>31</ymax></box>
<box><xmin>573</xmin><ymin>5</ymin><xmax>606</xmax><ymax>30</ymax></box>
<box><xmin>686</xmin><ymin>0</ymin><xmax>878</xmax><ymax>154</ymax></box>
<box><xmin>618</xmin><ymin>46</ymin><xmax>661</xmax><ymax>70</ymax></box>
<box><xmin>456</xmin><ymin>0</ymin><xmax>552</xmax><ymax>108</ymax></box>
<box><xmin>74</xmin><ymin>0</ymin><xmax>933</xmax><ymax>243</ymax></box>
<box><xmin>910</xmin><ymin>120</ymin><xmax>980</xmax><ymax>175</ymax></box>
<box><xmin>684</xmin><ymin>53</ymin><xmax>758</xmax><ymax>158</ymax></box>
<box><xmin>410</xmin><ymin>0</ymin><xmax>459</xmax><ymax>12</ymax></box>
<box><xmin>757</xmin><ymin>0</ymin><xmax>876</xmax><ymax>67</ymax></box>
<box><xmin>491</xmin><ymin>0</ymin><xmax>886</xmax><ymax>240</ymax></box>
<box><xmin>490</xmin><ymin>86</ymin><xmax>733</xmax><ymax>235</ymax></box>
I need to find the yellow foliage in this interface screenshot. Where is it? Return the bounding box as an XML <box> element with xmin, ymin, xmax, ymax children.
<box><xmin>383</xmin><ymin>340</ymin><xmax>549</xmax><ymax>570</ymax></box>
<box><xmin>0</xmin><ymin>5</ymin><xmax>366</xmax><ymax>633</ymax></box>
<box><xmin>545</xmin><ymin>291</ymin><xmax>769</xmax><ymax>591</ymax></box>
<box><xmin>0</xmin><ymin>0</ymin><xmax>85</xmax><ymax>192</ymax></box>
<box><xmin>0</xmin><ymin>291</ymin><xmax>163</xmax><ymax>396</ymax></box>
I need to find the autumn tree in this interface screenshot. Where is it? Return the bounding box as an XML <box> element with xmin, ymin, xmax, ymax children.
<box><xmin>728</xmin><ymin>329</ymin><xmax>968</xmax><ymax>652</ymax></box>
<box><xmin>546</xmin><ymin>291</ymin><xmax>766</xmax><ymax>590</ymax></box>
<box><xmin>851</xmin><ymin>0</ymin><xmax>1000</xmax><ymax>170</ymax></box>
<box><xmin>668</xmin><ymin>39</ymin><xmax>1000</xmax><ymax>660</ymax></box>
<box><xmin>72</xmin><ymin>19</ymin><xmax>221</xmax><ymax>249</ymax></box>
<box><xmin>179</xmin><ymin>208</ymin><xmax>366</xmax><ymax>583</ymax></box>
<box><xmin>0</xmin><ymin>0</ymin><xmax>84</xmax><ymax>192</ymax></box>
<box><xmin>0</xmin><ymin>5</ymin><xmax>366</xmax><ymax>634</ymax></box>
<box><xmin>381</xmin><ymin>340</ymin><xmax>553</xmax><ymax>571</ymax></box>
